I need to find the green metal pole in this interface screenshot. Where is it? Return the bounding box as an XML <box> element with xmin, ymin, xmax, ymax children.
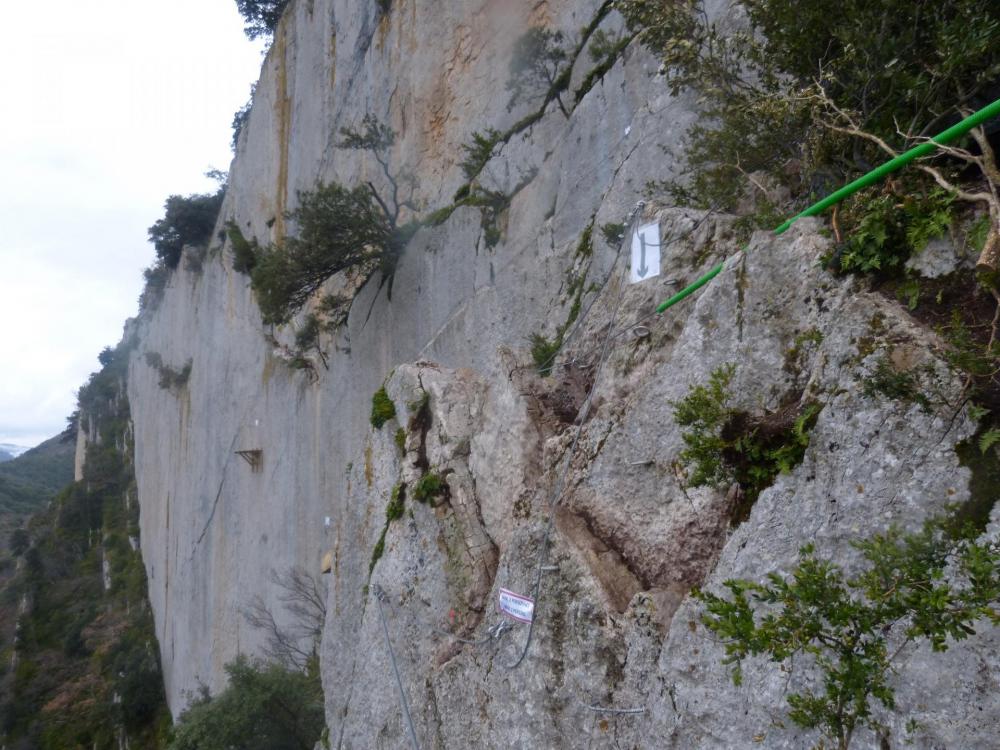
<box><xmin>655</xmin><ymin>97</ymin><xmax>1000</xmax><ymax>314</ymax></box>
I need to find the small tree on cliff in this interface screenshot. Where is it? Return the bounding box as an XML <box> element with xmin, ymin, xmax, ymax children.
<box><xmin>250</xmin><ymin>182</ymin><xmax>394</xmax><ymax>324</ymax></box>
<box><xmin>248</xmin><ymin>115</ymin><xmax>418</xmax><ymax>326</ymax></box>
<box><xmin>234</xmin><ymin>0</ymin><xmax>290</xmax><ymax>40</ymax></box>
<box><xmin>242</xmin><ymin>567</ymin><xmax>327</xmax><ymax>670</ymax></box>
<box><xmin>147</xmin><ymin>191</ymin><xmax>224</xmax><ymax>270</ymax></box>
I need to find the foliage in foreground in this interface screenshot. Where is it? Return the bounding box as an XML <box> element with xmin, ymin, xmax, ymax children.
<box><xmin>697</xmin><ymin>516</ymin><xmax>1000</xmax><ymax>749</ymax></box>
<box><xmin>168</xmin><ymin>655</ymin><xmax>324</xmax><ymax>750</ymax></box>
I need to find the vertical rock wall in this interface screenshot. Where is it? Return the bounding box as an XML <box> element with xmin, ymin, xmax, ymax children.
<box><xmin>127</xmin><ymin>0</ymin><xmax>1000</xmax><ymax>747</ymax></box>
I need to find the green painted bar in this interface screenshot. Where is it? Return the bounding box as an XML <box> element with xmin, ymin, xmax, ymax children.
<box><xmin>655</xmin><ymin>262</ymin><xmax>725</xmax><ymax>313</ymax></box>
<box><xmin>655</xmin><ymin>97</ymin><xmax>1000</xmax><ymax>313</ymax></box>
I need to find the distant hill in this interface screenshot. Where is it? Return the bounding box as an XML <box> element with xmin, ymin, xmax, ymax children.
<box><xmin>0</xmin><ymin>442</ymin><xmax>31</xmax><ymax>460</ymax></box>
<box><xmin>0</xmin><ymin>434</ymin><xmax>74</xmax><ymax>516</ymax></box>
<box><xmin>0</xmin><ymin>449</ymin><xmax>12</xmax><ymax>463</ymax></box>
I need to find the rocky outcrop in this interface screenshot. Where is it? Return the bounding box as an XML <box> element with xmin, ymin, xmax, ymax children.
<box><xmin>126</xmin><ymin>0</ymin><xmax>999</xmax><ymax>747</ymax></box>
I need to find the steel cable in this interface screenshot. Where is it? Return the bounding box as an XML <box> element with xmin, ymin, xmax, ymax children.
<box><xmin>503</xmin><ymin>208</ymin><xmax>637</xmax><ymax>670</ymax></box>
<box><xmin>373</xmin><ymin>585</ymin><xmax>422</xmax><ymax>750</ymax></box>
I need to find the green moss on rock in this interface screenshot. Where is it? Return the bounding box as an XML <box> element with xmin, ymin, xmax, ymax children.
<box><xmin>370</xmin><ymin>387</ymin><xmax>396</xmax><ymax>429</ymax></box>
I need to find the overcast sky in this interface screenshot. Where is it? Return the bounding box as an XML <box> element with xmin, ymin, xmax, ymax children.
<box><xmin>0</xmin><ymin>1</ymin><xmax>266</xmax><ymax>448</ymax></box>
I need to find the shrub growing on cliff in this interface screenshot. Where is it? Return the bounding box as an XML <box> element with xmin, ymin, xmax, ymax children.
<box><xmin>696</xmin><ymin>516</ymin><xmax>1000</xmax><ymax>749</ymax></box>
<box><xmin>671</xmin><ymin>364</ymin><xmax>820</xmax><ymax>522</ymax></box>
<box><xmin>234</xmin><ymin>0</ymin><xmax>290</xmax><ymax>40</ymax></box>
<box><xmin>251</xmin><ymin>183</ymin><xmax>393</xmax><ymax>325</ymax></box>
<box><xmin>168</xmin><ymin>655</ymin><xmax>324</xmax><ymax>750</ymax></box>
<box><xmin>248</xmin><ymin>115</ymin><xmax>419</xmax><ymax>328</ymax></box>
<box><xmin>147</xmin><ymin>190</ymin><xmax>225</xmax><ymax>270</ymax></box>
<box><xmin>459</xmin><ymin>128</ymin><xmax>502</xmax><ymax>181</ymax></box>
<box><xmin>243</xmin><ymin>567</ymin><xmax>327</xmax><ymax>671</ymax></box>
<box><xmin>231</xmin><ymin>84</ymin><xmax>256</xmax><ymax>150</ymax></box>
<box><xmin>412</xmin><ymin>471</ymin><xmax>446</xmax><ymax>505</ymax></box>
<box><xmin>370</xmin><ymin>386</ymin><xmax>396</xmax><ymax>429</ymax></box>
<box><xmin>144</xmin><ymin>352</ymin><xmax>192</xmax><ymax>393</ymax></box>
<box><xmin>226</xmin><ymin>221</ymin><xmax>259</xmax><ymax>274</ymax></box>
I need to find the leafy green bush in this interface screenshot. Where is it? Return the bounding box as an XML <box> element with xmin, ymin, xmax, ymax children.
<box><xmin>599</xmin><ymin>222</ymin><xmax>626</xmax><ymax>246</ymax></box>
<box><xmin>441</xmin><ymin>187</ymin><xmax>512</xmax><ymax>249</ymax></box>
<box><xmin>833</xmin><ymin>188</ymin><xmax>955</xmax><ymax>276</ymax></box>
<box><xmin>230</xmin><ymin>85</ymin><xmax>255</xmax><ymax>150</ymax></box>
<box><xmin>168</xmin><ymin>655</ymin><xmax>324</xmax><ymax>750</ymax></box>
<box><xmin>251</xmin><ymin>183</ymin><xmax>393</xmax><ymax>325</ymax></box>
<box><xmin>412</xmin><ymin>472</ymin><xmax>445</xmax><ymax>505</ymax></box>
<box><xmin>529</xmin><ymin>333</ymin><xmax>561</xmax><ymax>377</ymax></box>
<box><xmin>526</xmin><ymin>222</ymin><xmax>595</xmax><ymax>376</ymax></box>
<box><xmin>370</xmin><ymin>387</ymin><xmax>396</xmax><ymax>429</ymax></box>
<box><xmin>696</xmin><ymin>516</ymin><xmax>1000</xmax><ymax>749</ymax></box>
<box><xmin>672</xmin><ymin>365</ymin><xmax>821</xmax><ymax>521</ymax></box>
<box><xmin>368</xmin><ymin>530</ymin><xmax>386</xmax><ymax>576</ymax></box>
<box><xmin>368</xmin><ymin>483</ymin><xmax>409</xmax><ymax>576</ymax></box>
<box><xmin>226</xmin><ymin>221</ymin><xmax>259</xmax><ymax>274</ymax></box>
<box><xmin>939</xmin><ymin>310</ymin><xmax>1000</xmax><ymax>382</ymax></box>
<box><xmin>147</xmin><ymin>191</ymin><xmax>225</xmax><ymax>270</ymax></box>
<box><xmin>109</xmin><ymin>627</ymin><xmax>167</xmax><ymax>732</ymax></box>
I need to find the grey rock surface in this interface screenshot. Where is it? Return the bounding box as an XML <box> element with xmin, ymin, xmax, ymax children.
<box><xmin>123</xmin><ymin>0</ymin><xmax>999</xmax><ymax>747</ymax></box>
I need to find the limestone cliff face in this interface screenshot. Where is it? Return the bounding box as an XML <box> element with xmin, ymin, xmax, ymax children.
<box><xmin>126</xmin><ymin>1</ymin><xmax>999</xmax><ymax>747</ymax></box>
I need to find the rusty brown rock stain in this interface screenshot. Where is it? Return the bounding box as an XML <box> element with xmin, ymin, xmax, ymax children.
<box><xmin>272</xmin><ymin>25</ymin><xmax>291</xmax><ymax>240</ymax></box>
<box><xmin>364</xmin><ymin>442</ymin><xmax>374</xmax><ymax>487</ymax></box>
<box><xmin>328</xmin><ymin>32</ymin><xmax>337</xmax><ymax>90</ymax></box>
<box><xmin>555</xmin><ymin>505</ymin><xmax>642</xmax><ymax>613</ymax></box>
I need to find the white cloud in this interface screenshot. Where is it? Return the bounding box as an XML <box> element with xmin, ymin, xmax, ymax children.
<box><xmin>0</xmin><ymin>0</ymin><xmax>266</xmax><ymax>447</ymax></box>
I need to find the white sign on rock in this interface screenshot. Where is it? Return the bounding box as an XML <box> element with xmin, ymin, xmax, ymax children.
<box><xmin>629</xmin><ymin>222</ymin><xmax>661</xmax><ymax>284</ymax></box>
<box><xmin>498</xmin><ymin>587</ymin><xmax>534</xmax><ymax>623</ymax></box>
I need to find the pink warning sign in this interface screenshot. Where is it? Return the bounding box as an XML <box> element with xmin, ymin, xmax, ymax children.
<box><xmin>498</xmin><ymin>587</ymin><xmax>534</xmax><ymax>623</ymax></box>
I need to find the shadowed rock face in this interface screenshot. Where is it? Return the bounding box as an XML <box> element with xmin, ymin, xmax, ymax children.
<box><xmin>126</xmin><ymin>1</ymin><xmax>1000</xmax><ymax>747</ymax></box>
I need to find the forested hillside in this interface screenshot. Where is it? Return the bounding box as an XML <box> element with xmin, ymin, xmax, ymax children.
<box><xmin>0</xmin><ymin>341</ymin><xmax>169</xmax><ymax>749</ymax></box>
